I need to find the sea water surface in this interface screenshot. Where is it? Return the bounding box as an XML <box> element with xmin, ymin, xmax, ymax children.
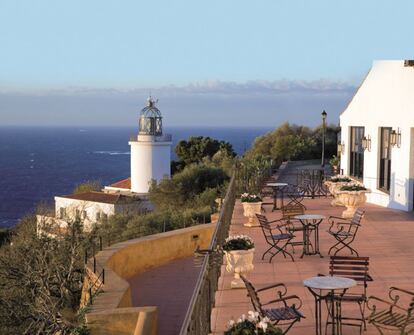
<box><xmin>0</xmin><ymin>126</ymin><xmax>271</xmax><ymax>228</ymax></box>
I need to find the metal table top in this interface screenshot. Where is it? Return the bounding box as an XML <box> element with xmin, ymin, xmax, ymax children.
<box><xmin>294</xmin><ymin>214</ymin><xmax>326</xmax><ymax>220</ymax></box>
<box><xmin>267</xmin><ymin>182</ymin><xmax>288</xmax><ymax>187</ymax></box>
<box><xmin>304</xmin><ymin>276</ymin><xmax>356</xmax><ymax>290</ymax></box>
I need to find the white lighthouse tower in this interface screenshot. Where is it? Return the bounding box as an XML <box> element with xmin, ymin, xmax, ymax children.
<box><xmin>129</xmin><ymin>97</ymin><xmax>172</xmax><ymax>194</ymax></box>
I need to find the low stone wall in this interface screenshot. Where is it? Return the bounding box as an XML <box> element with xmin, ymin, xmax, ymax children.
<box><xmin>84</xmin><ymin>223</ymin><xmax>216</xmax><ymax>335</ymax></box>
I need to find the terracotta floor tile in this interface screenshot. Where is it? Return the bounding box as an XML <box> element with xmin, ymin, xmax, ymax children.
<box><xmin>211</xmin><ymin>194</ymin><xmax>414</xmax><ymax>335</ymax></box>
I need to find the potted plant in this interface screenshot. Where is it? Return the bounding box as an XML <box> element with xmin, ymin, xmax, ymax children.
<box><xmin>336</xmin><ymin>183</ymin><xmax>371</xmax><ymax>218</ymax></box>
<box><xmin>225</xmin><ymin>311</ymin><xmax>282</xmax><ymax>335</ymax></box>
<box><xmin>223</xmin><ymin>235</ymin><xmax>255</xmax><ymax>289</ymax></box>
<box><xmin>241</xmin><ymin>193</ymin><xmax>262</xmax><ymax>227</ymax></box>
<box><xmin>329</xmin><ymin>155</ymin><xmax>340</xmax><ymax>174</ymax></box>
<box><xmin>324</xmin><ymin>175</ymin><xmax>352</xmax><ymax>207</ymax></box>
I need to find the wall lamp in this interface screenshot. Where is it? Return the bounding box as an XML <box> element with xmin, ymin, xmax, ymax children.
<box><xmin>337</xmin><ymin>141</ymin><xmax>345</xmax><ymax>155</ymax></box>
<box><xmin>361</xmin><ymin>135</ymin><xmax>371</xmax><ymax>151</ymax></box>
<box><xmin>390</xmin><ymin>128</ymin><xmax>401</xmax><ymax>148</ymax></box>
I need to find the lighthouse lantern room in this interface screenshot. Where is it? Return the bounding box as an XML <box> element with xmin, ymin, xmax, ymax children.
<box><xmin>129</xmin><ymin>97</ymin><xmax>172</xmax><ymax>194</ymax></box>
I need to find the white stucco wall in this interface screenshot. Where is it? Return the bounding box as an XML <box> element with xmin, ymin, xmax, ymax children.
<box><xmin>55</xmin><ymin>197</ymin><xmax>116</xmax><ymax>230</ymax></box>
<box><xmin>340</xmin><ymin>60</ymin><xmax>414</xmax><ymax>211</ymax></box>
<box><xmin>38</xmin><ymin>197</ymin><xmax>150</xmax><ymax>234</ymax></box>
<box><xmin>129</xmin><ymin>135</ymin><xmax>171</xmax><ymax>194</ymax></box>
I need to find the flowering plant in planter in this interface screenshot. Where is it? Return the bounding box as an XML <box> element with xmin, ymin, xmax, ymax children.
<box><xmin>337</xmin><ymin>182</ymin><xmax>370</xmax><ymax>218</ymax></box>
<box><xmin>340</xmin><ymin>184</ymin><xmax>367</xmax><ymax>191</ymax></box>
<box><xmin>225</xmin><ymin>311</ymin><xmax>282</xmax><ymax>335</ymax></box>
<box><xmin>223</xmin><ymin>236</ymin><xmax>255</xmax><ymax>288</ymax></box>
<box><xmin>223</xmin><ymin>235</ymin><xmax>255</xmax><ymax>251</ymax></box>
<box><xmin>241</xmin><ymin>193</ymin><xmax>262</xmax><ymax>203</ymax></box>
<box><xmin>329</xmin><ymin>175</ymin><xmax>351</xmax><ymax>183</ymax></box>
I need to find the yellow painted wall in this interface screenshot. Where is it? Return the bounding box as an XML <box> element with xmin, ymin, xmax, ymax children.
<box><xmin>85</xmin><ymin>223</ymin><xmax>216</xmax><ymax>335</ymax></box>
<box><xmin>107</xmin><ymin>223</ymin><xmax>215</xmax><ymax>279</ymax></box>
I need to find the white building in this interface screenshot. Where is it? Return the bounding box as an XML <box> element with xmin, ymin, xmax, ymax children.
<box><xmin>105</xmin><ymin>97</ymin><xmax>172</xmax><ymax>194</ymax></box>
<box><xmin>38</xmin><ymin>192</ymin><xmax>147</xmax><ymax>233</ymax></box>
<box><xmin>37</xmin><ymin>98</ymin><xmax>171</xmax><ymax>232</ymax></box>
<box><xmin>340</xmin><ymin>60</ymin><xmax>414</xmax><ymax>211</ymax></box>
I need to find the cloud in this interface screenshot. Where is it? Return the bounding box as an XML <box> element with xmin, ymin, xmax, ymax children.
<box><xmin>1</xmin><ymin>79</ymin><xmax>356</xmax><ymax>97</ymax></box>
<box><xmin>0</xmin><ymin>79</ymin><xmax>357</xmax><ymax>127</ymax></box>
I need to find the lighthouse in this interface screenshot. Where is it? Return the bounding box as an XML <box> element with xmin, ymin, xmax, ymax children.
<box><xmin>129</xmin><ymin>97</ymin><xmax>172</xmax><ymax>194</ymax></box>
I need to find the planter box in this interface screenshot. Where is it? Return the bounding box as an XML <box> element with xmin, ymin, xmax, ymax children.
<box><xmin>242</xmin><ymin>202</ymin><xmax>262</xmax><ymax>227</ymax></box>
<box><xmin>225</xmin><ymin>248</ymin><xmax>255</xmax><ymax>289</ymax></box>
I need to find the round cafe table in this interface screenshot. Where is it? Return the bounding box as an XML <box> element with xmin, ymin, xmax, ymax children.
<box><xmin>304</xmin><ymin>276</ymin><xmax>357</xmax><ymax>335</ymax></box>
<box><xmin>266</xmin><ymin>182</ymin><xmax>288</xmax><ymax>211</ymax></box>
<box><xmin>294</xmin><ymin>214</ymin><xmax>325</xmax><ymax>258</ymax></box>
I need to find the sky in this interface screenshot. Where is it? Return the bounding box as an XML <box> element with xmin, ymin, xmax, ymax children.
<box><xmin>1</xmin><ymin>0</ymin><xmax>413</xmax><ymax>127</ymax></box>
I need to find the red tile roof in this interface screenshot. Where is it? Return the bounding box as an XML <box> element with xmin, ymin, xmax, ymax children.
<box><xmin>60</xmin><ymin>192</ymin><xmax>125</xmax><ymax>204</ymax></box>
<box><xmin>108</xmin><ymin>177</ymin><xmax>131</xmax><ymax>189</ymax></box>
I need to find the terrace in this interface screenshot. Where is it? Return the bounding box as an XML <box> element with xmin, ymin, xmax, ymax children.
<box><xmin>181</xmin><ymin>161</ymin><xmax>414</xmax><ymax>335</ymax></box>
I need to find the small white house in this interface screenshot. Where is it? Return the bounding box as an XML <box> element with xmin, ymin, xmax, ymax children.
<box><xmin>340</xmin><ymin>60</ymin><xmax>414</xmax><ymax>211</ymax></box>
<box><xmin>37</xmin><ymin>192</ymin><xmax>147</xmax><ymax>233</ymax></box>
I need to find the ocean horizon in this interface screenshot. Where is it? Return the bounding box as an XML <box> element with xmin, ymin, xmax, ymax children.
<box><xmin>0</xmin><ymin>126</ymin><xmax>272</xmax><ymax>228</ymax></box>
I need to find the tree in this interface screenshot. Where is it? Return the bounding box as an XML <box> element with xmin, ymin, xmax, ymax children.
<box><xmin>149</xmin><ymin>163</ymin><xmax>229</xmax><ymax>210</ymax></box>
<box><xmin>246</xmin><ymin>122</ymin><xmax>339</xmax><ymax>164</ymax></box>
<box><xmin>0</xmin><ymin>216</ymin><xmax>88</xmax><ymax>335</ymax></box>
<box><xmin>175</xmin><ymin>136</ymin><xmax>235</xmax><ymax>166</ymax></box>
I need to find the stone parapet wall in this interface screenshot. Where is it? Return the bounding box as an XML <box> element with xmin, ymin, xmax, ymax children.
<box><xmin>83</xmin><ymin>223</ymin><xmax>216</xmax><ymax>335</ymax></box>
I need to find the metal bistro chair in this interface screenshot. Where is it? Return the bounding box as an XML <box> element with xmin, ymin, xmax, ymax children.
<box><xmin>281</xmin><ymin>203</ymin><xmax>306</xmax><ymax>253</ymax></box>
<box><xmin>284</xmin><ymin>184</ymin><xmax>307</xmax><ymax>209</ymax></box>
<box><xmin>240</xmin><ymin>275</ymin><xmax>305</xmax><ymax>335</ymax></box>
<box><xmin>367</xmin><ymin>287</ymin><xmax>414</xmax><ymax>335</ymax></box>
<box><xmin>320</xmin><ymin>256</ymin><xmax>373</xmax><ymax>334</ymax></box>
<box><xmin>256</xmin><ymin>214</ymin><xmax>294</xmax><ymax>263</ymax></box>
<box><xmin>328</xmin><ymin>209</ymin><xmax>365</xmax><ymax>256</ymax></box>
<box><xmin>260</xmin><ymin>178</ymin><xmax>276</xmax><ymax>212</ymax></box>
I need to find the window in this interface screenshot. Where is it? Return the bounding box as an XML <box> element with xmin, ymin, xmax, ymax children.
<box><xmin>379</xmin><ymin>127</ymin><xmax>392</xmax><ymax>192</ymax></box>
<box><xmin>96</xmin><ymin>212</ymin><xmax>101</xmax><ymax>221</ymax></box>
<box><xmin>59</xmin><ymin>207</ymin><xmax>66</xmax><ymax>218</ymax></box>
<box><xmin>82</xmin><ymin>210</ymin><xmax>87</xmax><ymax>219</ymax></box>
<box><xmin>349</xmin><ymin>127</ymin><xmax>365</xmax><ymax>179</ymax></box>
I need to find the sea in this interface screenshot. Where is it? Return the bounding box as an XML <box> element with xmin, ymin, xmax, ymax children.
<box><xmin>0</xmin><ymin>126</ymin><xmax>271</xmax><ymax>228</ymax></box>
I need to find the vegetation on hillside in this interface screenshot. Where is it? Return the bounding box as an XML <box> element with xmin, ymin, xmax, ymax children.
<box><xmin>73</xmin><ymin>180</ymin><xmax>102</xmax><ymax>194</ymax></box>
<box><xmin>172</xmin><ymin>136</ymin><xmax>236</xmax><ymax>173</ymax></box>
<box><xmin>0</xmin><ymin>216</ymin><xmax>89</xmax><ymax>335</ymax></box>
<box><xmin>245</xmin><ymin>122</ymin><xmax>339</xmax><ymax>165</ymax></box>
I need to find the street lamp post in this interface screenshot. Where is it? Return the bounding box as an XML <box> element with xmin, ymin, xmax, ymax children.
<box><xmin>321</xmin><ymin>110</ymin><xmax>327</xmax><ymax>167</ymax></box>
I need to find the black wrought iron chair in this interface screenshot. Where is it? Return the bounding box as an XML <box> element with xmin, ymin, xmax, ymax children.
<box><xmin>281</xmin><ymin>203</ymin><xmax>306</xmax><ymax>253</ymax></box>
<box><xmin>284</xmin><ymin>184</ymin><xmax>307</xmax><ymax>209</ymax></box>
<box><xmin>240</xmin><ymin>275</ymin><xmax>305</xmax><ymax>335</ymax></box>
<box><xmin>260</xmin><ymin>178</ymin><xmax>276</xmax><ymax>212</ymax></box>
<box><xmin>367</xmin><ymin>287</ymin><xmax>414</xmax><ymax>335</ymax></box>
<box><xmin>328</xmin><ymin>209</ymin><xmax>365</xmax><ymax>256</ymax></box>
<box><xmin>320</xmin><ymin>256</ymin><xmax>373</xmax><ymax>334</ymax></box>
<box><xmin>256</xmin><ymin>214</ymin><xmax>295</xmax><ymax>263</ymax></box>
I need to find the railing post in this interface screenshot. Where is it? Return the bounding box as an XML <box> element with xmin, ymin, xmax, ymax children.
<box><xmin>93</xmin><ymin>257</ymin><xmax>96</xmax><ymax>273</ymax></box>
<box><xmin>89</xmin><ymin>287</ymin><xmax>93</xmax><ymax>305</ymax></box>
<box><xmin>99</xmin><ymin>236</ymin><xmax>102</xmax><ymax>251</ymax></box>
<box><xmin>102</xmin><ymin>268</ymin><xmax>105</xmax><ymax>284</ymax></box>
